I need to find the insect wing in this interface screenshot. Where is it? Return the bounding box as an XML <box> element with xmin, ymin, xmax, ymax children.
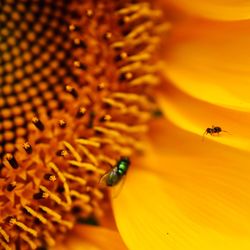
<box><xmin>111</xmin><ymin>173</ymin><xmax>127</xmax><ymax>198</ymax></box>
<box><xmin>99</xmin><ymin>171</ymin><xmax>111</xmax><ymax>187</ymax></box>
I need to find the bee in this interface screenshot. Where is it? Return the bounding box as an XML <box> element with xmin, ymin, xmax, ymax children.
<box><xmin>203</xmin><ymin>125</ymin><xmax>228</xmax><ymax>140</ymax></box>
<box><xmin>100</xmin><ymin>157</ymin><xmax>130</xmax><ymax>196</ymax></box>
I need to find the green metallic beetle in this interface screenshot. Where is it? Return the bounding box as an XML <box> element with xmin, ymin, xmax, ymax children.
<box><xmin>100</xmin><ymin>157</ymin><xmax>130</xmax><ymax>190</ymax></box>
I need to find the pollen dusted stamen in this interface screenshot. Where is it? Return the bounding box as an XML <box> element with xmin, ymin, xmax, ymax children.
<box><xmin>65</xmin><ymin>85</ymin><xmax>79</xmax><ymax>99</ymax></box>
<box><xmin>76</xmin><ymin>107</ymin><xmax>87</xmax><ymax>118</ymax></box>
<box><xmin>58</xmin><ymin>120</ymin><xmax>67</xmax><ymax>128</ymax></box>
<box><xmin>9</xmin><ymin>218</ymin><xmax>38</xmax><ymax>237</ymax></box>
<box><xmin>0</xmin><ymin>0</ymin><xmax>167</xmax><ymax>248</ymax></box>
<box><xmin>32</xmin><ymin>117</ymin><xmax>45</xmax><ymax>131</ymax></box>
<box><xmin>5</xmin><ymin>153</ymin><xmax>18</xmax><ymax>169</ymax></box>
<box><xmin>23</xmin><ymin>142</ymin><xmax>32</xmax><ymax>154</ymax></box>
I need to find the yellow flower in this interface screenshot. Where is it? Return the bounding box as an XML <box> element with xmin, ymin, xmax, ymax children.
<box><xmin>1</xmin><ymin>0</ymin><xmax>250</xmax><ymax>250</ymax></box>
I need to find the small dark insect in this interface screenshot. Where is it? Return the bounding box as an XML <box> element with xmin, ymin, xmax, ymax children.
<box><xmin>203</xmin><ymin>125</ymin><xmax>229</xmax><ymax>140</ymax></box>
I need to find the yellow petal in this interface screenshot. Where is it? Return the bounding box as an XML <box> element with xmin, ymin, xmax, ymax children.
<box><xmin>163</xmin><ymin>20</ymin><xmax>250</xmax><ymax>111</ymax></box>
<box><xmin>113</xmin><ymin>122</ymin><xmax>250</xmax><ymax>250</ymax></box>
<box><xmin>162</xmin><ymin>0</ymin><xmax>250</xmax><ymax>20</ymax></box>
<box><xmin>158</xmin><ymin>85</ymin><xmax>250</xmax><ymax>151</ymax></box>
<box><xmin>55</xmin><ymin>225</ymin><xmax>127</xmax><ymax>250</ymax></box>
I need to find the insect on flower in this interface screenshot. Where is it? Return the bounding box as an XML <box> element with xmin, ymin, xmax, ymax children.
<box><xmin>202</xmin><ymin>125</ymin><xmax>229</xmax><ymax>141</ymax></box>
<box><xmin>100</xmin><ymin>157</ymin><xmax>130</xmax><ymax>197</ymax></box>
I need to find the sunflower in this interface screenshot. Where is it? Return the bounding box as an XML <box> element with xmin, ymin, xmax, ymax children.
<box><xmin>1</xmin><ymin>0</ymin><xmax>250</xmax><ymax>249</ymax></box>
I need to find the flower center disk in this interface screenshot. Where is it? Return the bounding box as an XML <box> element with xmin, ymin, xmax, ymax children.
<box><xmin>0</xmin><ymin>0</ymin><xmax>168</xmax><ymax>249</ymax></box>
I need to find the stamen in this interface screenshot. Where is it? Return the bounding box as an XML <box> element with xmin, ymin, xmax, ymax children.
<box><xmin>32</xmin><ymin>117</ymin><xmax>45</xmax><ymax>131</ymax></box>
<box><xmin>111</xmin><ymin>92</ymin><xmax>152</xmax><ymax>108</ymax></box>
<box><xmin>129</xmin><ymin>74</ymin><xmax>159</xmax><ymax>86</ymax></box>
<box><xmin>0</xmin><ymin>226</ymin><xmax>10</xmax><ymax>243</ymax></box>
<box><xmin>76</xmin><ymin>107</ymin><xmax>87</xmax><ymax>118</ymax></box>
<box><xmin>9</xmin><ymin>218</ymin><xmax>38</xmax><ymax>237</ymax></box>
<box><xmin>0</xmin><ymin>238</ymin><xmax>11</xmax><ymax>250</ymax></box>
<box><xmin>75</xmin><ymin>138</ymin><xmax>100</xmax><ymax>148</ymax></box>
<box><xmin>63</xmin><ymin>141</ymin><xmax>82</xmax><ymax>161</ymax></box>
<box><xmin>39</xmin><ymin>186</ymin><xmax>68</xmax><ymax>209</ymax></box>
<box><xmin>68</xmin><ymin>24</ymin><xmax>77</xmax><ymax>31</ymax></box>
<box><xmin>88</xmin><ymin>187</ymin><xmax>104</xmax><ymax>200</ymax></box>
<box><xmin>58</xmin><ymin>119</ymin><xmax>67</xmax><ymax>128</ymax></box>
<box><xmin>68</xmin><ymin>161</ymin><xmax>104</xmax><ymax>174</ymax></box>
<box><xmin>70</xmin><ymin>190</ymin><xmax>90</xmax><ymax>203</ymax></box>
<box><xmin>73</xmin><ymin>60</ymin><xmax>87</xmax><ymax>70</ymax></box>
<box><xmin>64</xmin><ymin>85</ymin><xmax>78</xmax><ymax>98</ymax></box>
<box><xmin>23</xmin><ymin>142</ymin><xmax>32</xmax><ymax>154</ymax></box>
<box><xmin>63</xmin><ymin>172</ymin><xmax>87</xmax><ymax>186</ymax></box>
<box><xmin>23</xmin><ymin>205</ymin><xmax>48</xmax><ymax>224</ymax></box>
<box><xmin>97</xmin><ymin>154</ymin><xmax>116</xmax><ymax>166</ymax></box>
<box><xmin>103</xmin><ymin>32</ymin><xmax>112</xmax><ymax>41</ymax></box>
<box><xmin>56</xmin><ymin>219</ymin><xmax>73</xmax><ymax>229</ymax></box>
<box><xmin>103</xmin><ymin>97</ymin><xmax>126</xmax><ymax>110</ymax></box>
<box><xmin>39</xmin><ymin>206</ymin><xmax>61</xmax><ymax>221</ymax></box>
<box><xmin>104</xmin><ymin>121</ymin><xmax>148</xmax><ymax>133</ymax></box>
<box><xmin>43</xmin><ymin>231</ymin><xmax>55</xmax><ymax>247</ymax></box>
<box><xmin>116</xmin><ymin>3</ymin><xmax>149</xmax><ymax>15</ymax></box>
<box><xmin>56</xmin><ymin>149</ymin><xmax>68</xmax><ymax>157</ymax></box>
<box><xmin>126</xmin><ymin>21</ymin><xmax>154</xmax><ymax>39</ymax></box>
<box><xmin>78</xmin><ymin>145</ymin><xmax>98</xmax><ymax>166</ymax></box>
<box><xmin>126</xmin><ymin>53</ymin><xmax>151</xmax><ymax>63</ymax></box>
<box><xmin>44</xmin><ymin>173</ymin><xmax>57</xmax><ymax>182</ymax></box>
<box><xmin>86</xmin><ymin>9</ymin><xmax>94</xmax><ymax>18</ymax></box>
<box><xmin>48</xmin><ymin>162</ymin><xmax>72</xmax><ymax>205</ymax></box>
<box><xmin>20</xmin><ymin>233</ymin><xmax>37</xmax><ymax>249</ymax></box>
<box><xmin>5</xmin><ymin>153</ymin><xmax>18</xmax><ymax>169</ymax></box>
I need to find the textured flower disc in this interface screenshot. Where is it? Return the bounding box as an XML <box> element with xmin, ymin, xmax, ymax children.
<box><xmin>0</xmin><ymin>0</ymin><xmax>168</xmax><ymax>249</ymax></box>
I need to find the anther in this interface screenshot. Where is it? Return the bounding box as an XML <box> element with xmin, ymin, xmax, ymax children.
<box><xmin>86</xmin><ymin>9</ymin><xmax>94</xmax><ymax>18</ymax></box>
<box><xmin>32</xmin><ymin>117</ymin><xmax>45</xmax><ymax>131</ymax></box>
<box><xmin>73</xmin><ymin>60</ymin><xmax>87</xmax><ymax>70</ymax></box>
<box><xmin>118</xmin><ymin>16</ymin><xmax>130</xmax><ymax>26</ymax></box>
<box><xmin>23</xmin><ymin>142</ymin><xmax>32</xmax><ymax>154</ymax></box>
<box><xmin>73</xmin><ymin>38</ymin><xmax>87</xmax><ymax>49</ymax></box>
<box><xmin>68</xmin><ymin>24</ymin><xmax>78</xmax><ymax>31</ymax></box>
<box><xmin>5</xmin><ymin>153</ymin><xmax>18</xmax><ymax>169</ymax></box>
<box><xmin>99</xmin><ymin>114</ymin><xmax>112</xmax><ymax>122</ymax></box>
<box><xmin>115</xmin><ymin>52</ymin><xmax>128</xmax><ymax>62</ymax></box>
<box><xmin>97</xmin><ymin>82</ymin><xmax>105</xmax><ymax>91</ymax></box>
<box><xmin>44</xmin><ymin>173</ymin><xmax>57</xmax><ymax>182</ymax></box>
<box><xmin>58</xmin><ymin>119</ymin><xmax>67</xmax><ymax>128</ymax></box>
<box><xmin>56</xmin><ymin>149</ymin><xmax>68</xmax><ymax>157</ymax></box>
<box><xmin>103</xmin><ymin>32</ymin><xmax>112</xmax><ymax>41</ymax></box>
<box><xmin>76</xmin><ymin>107</ymin><xmax>87</xmax><ymax>118</ymax></box>
<box><xmin>65</xmin><ymin>85</ymin><xmax>78</xmax><ymax>98</ymax></box>
<box><xmin>6</xmin><ymin>181</ymin><xmax>16</xmax><ymax>192</ymax></box>
<box><xmin>119</xmin><ymin>72</ymin><xmax>133</xmax><ymax>81</ymax></box>
<box><xmin>33</xmin><ymin>190</ymin><xmax>47</xmax><ymax>200</ymax></box>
